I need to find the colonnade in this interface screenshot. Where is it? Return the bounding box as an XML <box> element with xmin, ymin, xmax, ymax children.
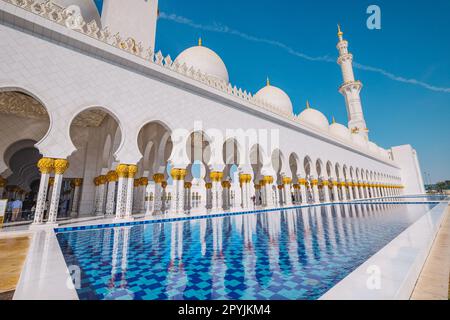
<box><xmin>22</xmin><ymin>154</ymin><xmax>405</xmax><ymax>227</ymax></box>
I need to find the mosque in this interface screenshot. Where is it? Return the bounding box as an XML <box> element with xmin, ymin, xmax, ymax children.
<box><xmin>0</xmin><ymin>0</ymin><xmax>425</xmax><ymax>228</ymax></box>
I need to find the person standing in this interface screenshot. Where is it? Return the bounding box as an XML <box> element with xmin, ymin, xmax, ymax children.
<box><xmin>11</xmin><ymin>198</ymin><xmax>22</xmax><ymax>222</ymax></box>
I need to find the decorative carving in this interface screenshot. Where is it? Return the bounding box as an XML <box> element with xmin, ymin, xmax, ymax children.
<box><xmin>37</xmin><ymin>158</ymin><xmax>54</xmax><ymax>174</ymax></box>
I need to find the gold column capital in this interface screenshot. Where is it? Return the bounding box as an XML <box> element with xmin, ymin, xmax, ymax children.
<box><xmin>116</xmin><ymin>164</ymin><xmax>129</xmax><ymax>178</ymax></box>
<box><xmin>37</xmin><ymin>158</ymin><xmax>55</xmax><ymax>174</ymax></box>
<box><xmin>221</xmin><ymin>181</ymin><xmax>231</xmax><ymax>189</ymax></box>
<box><xmin>49</xmin><ymin>177</ymin><xmax>55</xmax><ymax>186</ymax></box>
<box><xmin>54</xmin><ymin>159</ymin><xmax>69</xmax><ymax>175</ymax></box>
<box><xmin>282</xmin><ymin>177</ymin><xmax>292</xmax><ymax>185</ymax></box>
<box><xmin>184</xmin><ymin>182</ymin><xmax>193</xmax><ymax>189</ymax></box>
<box><xmin>0</xmin><ymin>176</ymin><xmax>7</xmax><ymax>188</ymax></box>
<box><xmin>134</xmin><ymin>179</ymin><xmax>140</xmax><ymax>187</ymax></box>
<box><xmin>171</xmin><ymin>168</ymin><xmax>187</xmax><ymax>181</ymax></box>
<box><xmin>153</xmin><ymin>173</ymin><xmax>165</xmax><ymax>184</ymax></box>
<box><xmin>205</xmin><ymin>182</ymin><xmax>212</xmax><ymax>189</ymax></box>
<box><xmin>106</xmin><ymin>171</ymin><xmax>118</xmax><ymax>182</ymax></box>
<box><xmin>263</xmin><ymin>176</ymin><xmax>274</xmax><ymax>185</ymax></box>
<box><xmin>210</xmin><ymin>171</ymin><xmax>224</xmax><ymax>182</ymax></box>
<box><xmin>128</xmin><ymin>165</ymin><xmax>138</xmax><ymax>179</ymax></box>
<box><xmin>140</xmin><ymin>177</ymin><xmax>149</xmax><ymax>186</ymax></box>
<box><xmin>239</xmin><ymin>174</ymin><xmax>252</xmax><ymax>184</ymax></box>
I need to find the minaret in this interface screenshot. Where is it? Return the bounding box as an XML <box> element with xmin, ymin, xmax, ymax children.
<box><xmin>336</xmin><ymin>25</ymin><xmax>369</xmax><ymax>139</ymax></box>
<box><xmin>101</xmin><ymin>0</ymin><xmax>159</xmax><ymax>50</ymax></box>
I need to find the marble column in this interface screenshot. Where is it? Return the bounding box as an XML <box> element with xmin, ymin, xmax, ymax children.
<box><xmin>205</xmin><ymin>182</ymin><xmax>212</xmax><ymax>210</ymax></box>
<box><xmin>95</xmin><ymin>175</ymin><xmax>108</xmax><ymax>216</ymax></box>
<box><xmin>105</xmin><ymin>171</ymin><xmax>118</xmax><ymax>216</ymax></box>
<box><xmin>239</xmin><ymin>174</ymin><xmax>252</xmax><ymax>209</ymax></box>
<box><xmin>124</xmin><ymin>165</ymin><xmax>138</xmax><ymax>219</ymax></box>
<box><xmin>115</xmin><ymin>164</ymin><xmax>129</xmax><ymax>219</ymax></box>
<box><xmin>332</xmin><ymin>180</ymin><xmax>339</xmax><ymax>202</ymax></box>
<box><xmin>311</xmin><ymin>177</ymin><xmax>320</xmax><ymax>204</ymax></box>
<box><xmin>222</xmin><ymin>181</ymin><xmax>231</xmax><ymax>210</ymax></box>
<box><xmin>33</xmin><ymin>158</ymin><xmax>54</xmax><ymax>225</ymax></box>
<box><xmin>139</xmin><ymin>178</ymin><xmax>149</xmax><ymax>214</ymax></box>
<box><xmin>70</xmin><ymin>178</ymin><xmax>83</xmax><ymax>217</ymax></box>
<box><xmin>210</xmin><ymin>171</ymin><xmax>224</xmax><ymax>212</ymax></box>
<box><xmin>283</xmin><ymin>177</ymin><xmax>293</xmax><ymax>206</ymax></box>
<box><xmin>184</xmin><ymin>181</ymin><xmax>192</xmax><ymax>211</ymax></box>
<box><xmin>47</xmin><ymin>177</ymin><xmax>54</xmax><ymax>209</ymax></box>
<box><xmin>170</xmin><ymin>168</ymin><xmax>187</xmax><ymax>215</ymax></box>
<box><xmin>339</xmin><ymin>181</ymin><xmax>347</xmax><ymax>201</ymax></box>
<box><xmin>299</xmin><ymin>178</ymin><xmax>308</xmax><ymax>204</ymax></box>
<box><xmin>47</xmin><ymin>159</ymin><xmax>69</xmax><ymax>225</ymax></box>
<box><xmin>152</xmin><ymin>174</ymin><xmax>165</xmax><ymax>215</ymax></box>
<box><xmin>293</xmin><ymin>184</ymin><xmax>300</xmax><ymax>204</ymax></box>
<box><xmin>262</xmin><ymin>176</ymin><xmax>275</xmax><ymax>208</ymax></box>
<box><xmin>347</xmin><ymin>180</ymin><xmax>354</xmax><ymax>201</ymax></box>
<box><xmin>322</xmin><ymin>181</ymin><xmax>331</xmax><ymax>202</ymax></box>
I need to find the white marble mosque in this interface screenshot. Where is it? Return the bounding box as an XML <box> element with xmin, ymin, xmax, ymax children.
<box><xmin>0</xmin><ymin>0</ymin><xmax>426</xmax><ymax>229</ymax></box>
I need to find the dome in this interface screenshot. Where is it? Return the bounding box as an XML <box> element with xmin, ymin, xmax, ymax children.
<box><xmin>351</xmin><ymin>133</ymin><xmax>368</xmax><ymax>150</ymax></box>
<box><xmin>175</xmin><ymin>40</ymin><xmax>229</xmax><ymax>83</ymax></box>
<box><xmin>329</xmin><ymin>120</ymin><xmax>351</xmax><ymax>142</ymax></box>
<box><xmin>297</xmin><ymin>102</ymin><xmax>329</xmax><ymax>132</ymax></box>
<box><xmin>254</xmin><ymin>80</ymin><xmax>293</xmax><ymax>116</ymax></box>
<box><xmin>53</xmin><ymin>0</ymin><xmax>101</xmax><ymax>26</ymax></box>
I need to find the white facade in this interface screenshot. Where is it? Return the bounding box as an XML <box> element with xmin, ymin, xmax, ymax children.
<box><xmin>0</xmin><ymin>0</ymin><xmax>424</xmax><ymax>225</ymax></box>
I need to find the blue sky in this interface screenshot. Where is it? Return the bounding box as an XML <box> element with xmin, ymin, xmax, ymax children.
<box><xmin>95</xmin><ymin>0</ymin><xmax>449</xmax><ymax>184</ymax></box>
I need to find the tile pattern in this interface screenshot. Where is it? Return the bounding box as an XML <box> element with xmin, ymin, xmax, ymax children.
<box><xmin>56</xmin><ymin>203</ymin><xmax>437</xmax><ymax>300</ymax></box>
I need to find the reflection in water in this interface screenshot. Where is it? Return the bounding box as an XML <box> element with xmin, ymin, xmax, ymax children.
<box><xmin>57</xmin><ymin>202</ymin><xmax>437</xmax><ymax>300</ymax></box>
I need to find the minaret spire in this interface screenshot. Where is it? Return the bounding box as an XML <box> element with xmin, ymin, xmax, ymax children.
<box><xmin>336</xmin><ymin>25</ymin><xmax>369</xmax><ymax>139</ymax></box>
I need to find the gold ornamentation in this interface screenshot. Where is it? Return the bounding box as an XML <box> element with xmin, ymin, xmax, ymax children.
<box><xmin>311</xmin><ymin>179</ymin><xmax>319</xmax><ymax>186</ymax></box>
<box><xmin>210</xmin><ymin>171</ymin><xmax>224</xmax><ymax>182</ymax></box>
<box><xmin>239</xmin><ymin>174</ymin><xmax>252</xmax><ymax>184</ymax></box>
<box><xmin>282</xmin><ymin>177</ymin><xmax>292</xmax><ymax>185</ymax></box>
<box><xmin>54</xmin><ymin>159</ymin><xmax>69</xmax><ymax>175</ymax></box>
<box><xmin>293</xmin><ymin>184</ymin><xmax>300</xmax><ymax>190</ymax></box>
<box><xmin>171</xmin><ymin>168</ymin><xmax>187</xmax><ymax>181</ymax></box>
<box><xmin>73</xmin><ymin>178</ymin><xmax>83</xmax><ymax>187</ymax></box>
<box><xmin>37</xmin><ymin>158</ymin><xmax>54</xmax><ymax>174</ymax></box>
<box><xmin>98</xmin><ymin>175</ymin><xmax>107</xmax><ymax>185</ymax></box>
<box><xmin>221</xmin><ymin>181</ymin><xmax>231</xmax><ymax>189</ymax></box>
<box><xmin>299</xmin><ymin>179</ymin><xmax>307</xmax><ymax>186</ymax></box>
<box><xmin>116</xmin><ymin>164</ymin><xmax>129</xmax><ymax>178</ymax></box>
<box><xmin>0</xmin><ymin>177</ymin><xmax>7</xmax><ymax>188</ymax></box>
<box><xmin>134</xmin><ymin>179</ymin><xmax>140</xmax><ymax>188</ymax></box>
<box><xmin>93</xmin><ymin>177</ymin><xmax>100</xmax><ymax>186</ymax></box>
<box><xmin>205</xmin><ymin>182</ymin><xmax>212</xmax><ymax>190</ymax></box>
<box><xmin>263</xmin><ymin>176</ymin><xmax>274</xmax><ymax>184</ymax></box>
<box><xmin>128</xmin><ymin>165</ymin><xmax>138</xmax><ymax>179</ymax></box>
<box><xmin>153</xmin><ymin>173</ymin><xmax>165</xmax><ymax>184</ymax></box>
<box><xmin>161</xmin><ymin>181</ymin><xmax>168</xmax><ymax>189</ymax></box>
<box><xmin>184</xmin><ymin>182</ymin><xmax>192</xmax><ymax>189</ymax></box>
<box><xmin>322</xmin><ymin>181</ymin><xmax>330</xmax><ymax>186</ymax></box>
<box><xmin>49</xmin><ymin>177</ymin><xmax>55</xmax><ymax>186</ymax></box>
<box><xmin>140</xmin><ymin>177</ymin><xmax>149</xmax><ymax>186</ymax></box>
<box><xmin>106</xmin><ymin>171</ymin><xmax>118</xmax><ymax>182</ymax></box>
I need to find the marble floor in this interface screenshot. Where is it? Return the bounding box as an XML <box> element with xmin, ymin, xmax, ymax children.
<box><xmin>0</xmin><ymin>235</ymin><xmax>30</xmax><ymax>298</ymax></box>
<box><xmin>411</xmin><ymin>206</ymin><xmax>450</xmax><ymax>300</ymax></box>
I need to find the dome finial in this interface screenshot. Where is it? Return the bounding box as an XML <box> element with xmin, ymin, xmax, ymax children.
<box><xmin>266</xmin><ymin>76</ymin><xmax>270</xmax><ymax>87</ymax></box>
<box><xmin>337</xmin><ymin>24</ymin><xmax>344</xmax><ymax>41</ymax></box>
<box><xmin>198</xmin><ymin>37</ymin><xmax>202</xmax><ymax>46</ymax></box>
<box><xmin>306</xmin><ymin>100</ymin><xmax>311</xmax><ymax>109</ymax></box>
<box><xmin>332</xmin><ymin>116</ymin><xmax>336</xmax><ymax>124</ymax></box>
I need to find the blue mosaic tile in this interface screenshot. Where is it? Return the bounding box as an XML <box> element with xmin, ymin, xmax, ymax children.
<box><xmin>56</xmin><ymin>202</ymin><xmax>439</xmax><ymax>300</ymax></box>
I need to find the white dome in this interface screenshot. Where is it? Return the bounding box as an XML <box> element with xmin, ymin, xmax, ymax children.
<box><xmin>329</xmin><ymin>121</ymin><xmax>351</xmax><ymax>142</ymax></box>
<box><xmin>254</xmin><ymin>83</ymin><xmax>293</xmax><ymax>116</ymax></box>
<box><xmin>351</xmin><ymin>133</ymin><xmax>368</xmax><ymax>150</ymax></box>
<box><xmin>297</xmin><ymin>103</ymin><xmax>329</xmax><ymax>132</ymax></box>
<box><xmin>175</xmin><ymin>43</ymin><xmax>229</xmax><ymax>83</ymax></box>
<box><xmin>53</xmin><ymin>0</ymin><xmax>101</xmax><ymax>25</ymax></box>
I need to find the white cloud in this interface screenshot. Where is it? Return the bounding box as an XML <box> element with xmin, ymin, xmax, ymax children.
<box><xmin>160</xmin><ymin>12</ymin><xmax>450</xmax><ymax>94</ymax></box>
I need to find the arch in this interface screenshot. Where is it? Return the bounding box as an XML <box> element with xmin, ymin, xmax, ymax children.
<box><xmin>289</xmin><ymin>152</ymin><xmax>301</xmax><ymax>181</ymax></box>
<box><xmin>0</xmin><ymin>88</ymin><xmax>51</xmax><ymax>174</ymax></box>
<box><xmin>304</xmin><ymin>156</ymin><xmax>313</xmax><ymax>177</ymax></box>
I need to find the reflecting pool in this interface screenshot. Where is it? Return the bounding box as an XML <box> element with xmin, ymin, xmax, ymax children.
<box><xmin>56</xmin><ymin>202</ymin><xmax>437</xmax><ymax>300</ymax></box>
